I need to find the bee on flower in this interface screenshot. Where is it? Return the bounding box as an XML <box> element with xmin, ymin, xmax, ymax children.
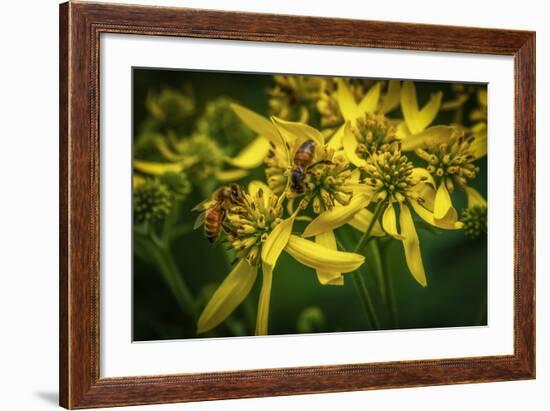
<box><xmin>194</xmin><ymin>182</ymin><xmax>366</xmax><ymax>335</ymax></box>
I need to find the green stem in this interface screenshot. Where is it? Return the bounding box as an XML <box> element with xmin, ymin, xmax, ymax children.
<box><xmin>135</xmin><ymin>230</ymin><xmax>197</xmax><ymax>321</ymax></box>
<box><xmin>351</xmin><ymin>269</ymin><xmax>380</xmax><ymax>330</ymax></box>
<box><xmin>156</xmin><ymin>244</ymin><xmax>198</xmax><ymax>321</ymax></box>
<box><xmin>375</xmin><ymin>240</ymin><xmax>399</xmax><ymax>328</ymax></box>
<box><xmin>367</xmin><ymin>240</ymin><xmax>386</xmax><ymax>304</ymax></box>
<box><xmin>354</xmin><ymin>201</ymin><xmax>386</xmax><ymax>254</ymax></box>
<box><xmin>337</xmin><ymin>237</ymin><xmax>380</xmax><ymax>330</ymax></box>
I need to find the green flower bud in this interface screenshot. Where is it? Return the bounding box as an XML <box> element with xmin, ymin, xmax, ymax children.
<box><xmin>145</xmin><ymin>86</ymin><xmax>195</xmax><ymax>128</ymax></box>
<box><xmin>179</xmin><ymin>134</ymin><xmax>224</xmax><ymax>181</ymax></box>
<box><xmin>461</xmin><ymin>205</ymin><xmax>487</xmax><ymax>239</ymax></box>
<box><xmin>196</xmin><ymin>97</ymin><xmax>255</xmax><ymax>150</ymax></box>
<box><xmin>133</xmin><ymin>179</ymin><xmax>172</xmax><ymax>223</ymax></box>
<box><xmin>159</xmin><ymin>171</ymin><xmax>192</xmax><ymax>201</ymax></box>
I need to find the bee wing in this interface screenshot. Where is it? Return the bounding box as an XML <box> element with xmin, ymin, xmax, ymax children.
<box><xmin>193</xmin><ymin>211</ymin><xmax>206</xmax><ymax>230</ymax></box>
<box><xmin>192</xmin><ymin>198</ymin><xmax>213</xmax><ymax>212</ymax></box>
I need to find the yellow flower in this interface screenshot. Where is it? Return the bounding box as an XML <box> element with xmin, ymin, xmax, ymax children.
<box><xmin>305</xmin><ymin>148</ymin><xmax>462</xmax><ymax>287</ymax></box>
<box><xmin>397</xmin><ymin>80</ymin><xmax>443</xmax><ymax>138</ymax></box>
<box><xmin>333</xmin><ymin>80</ymin><xmax>401</xmax><ymax>160</ymax></box>
<box><xmin>267</xmin><ymin>75</ymin><xmax>323</xmax><ymax>123</ymax></box>
<box><xmin>406</xmin><ymin>125</ymin><xmax>485</xmax><ymax>224</ymax></box>
<box><xmin>317</xmin><ymin>78</ymin><xmax>392</xmax><ymax>130</ymax></box>
<box><xmin>197</xmin><ymin>181</ymin><xmax>365</xmax><ymax>335</ymax></box>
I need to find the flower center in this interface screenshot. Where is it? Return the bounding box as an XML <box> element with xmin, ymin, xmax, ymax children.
<box><xmin>352</xmin><ymin>113</ymin><xmax>399</xmax><ymax>159</ymax></box>
<box><xmin>363</xmin><ymin>149</ymin><xmax>418</xmax><ymax>203</ymax></box>
<box><xmin>415</xmin><ymin>132</ymin><xmax>480</xmax><ymax>190</ymax></box>
<box><xmin>224</xmin><ymin>189</ymin><xmax>283</xmax><ymax>265</ymax></box>
<box><xmin>300</xmin><ymin>157</ymin><xmax>353</xmax><ymax>213</ymax></box>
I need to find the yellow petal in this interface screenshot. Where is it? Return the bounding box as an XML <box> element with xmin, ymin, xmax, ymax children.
<box><xmin>395</xmin><ymin>122</ymin><xmax>411</xmax><ymax>139</ymax></box>
<box><xmin>248</xmin><ymin>180</ymin><xmax>273</xmax><ymax>199</ymax></box>
<box><xmin>418</xmin><ymin>91</ymin><xmax>443</xmax><ymax>129</ymax></box>
<box><xmin>410</xmin><ymin>199</ymin><xmax>463</xmax><ymax>230</ymax></box>
<box><xmin>156</xmin><ymin>139</ymin><xmax>184</xmax><ymax>162</ymax></box>
<box><xmin>347</xmin><ymin>208</ymin><xmax>386</xmax><ymax>237</ymax></box>
<box><xmin>230</xmin><ymin>104</ymin><xmax>279</xmax><ymax>145</ymax></box>
<box><xmin>464</xmin><ymin>186</ymin><xmax>487</xmax><ymax>208</ymax></box>
<box><xmin>133</xmin><ymin>159</ymin><xmax>184</xmax><ymax>175</ymax></box>
<box><xmin>342</xmin><ymin>122</ymin><xmax>367</xmax><ymax>167</ymax></box>
<box><xmin>302</xmin><ymin>193</ymin><xmax>369</xmax><ymax>238</ymax></box>
<box><xmin>285</xmin><ymin>235</ymin><xmax>365</xmax><ymax>273</ymax></box>
<box><xmin>314</xmin><ymin>231</ymin><xmax>344</xmax><ymax>286</ymax></box>
<box><xmin>215</xmin><ymin>169</ymin><xmax>249</xmax><ymax>182</ymax></box>
<box><xmin>400</xmin><ymin>126</ymin><xmax>454</xmax><ymax>151</ymax></box>
<box><xmin>440</xmin><ymin>94</ymin><xmax>470</xmax><ymax>111</ymax></box>
<box><xmin>261</xmin><ymin>216</ymin><xmax>295</xmax><ymax>269</ymax></box>
<box><xmin>434</xmin><ymin>182</ymin><xmax>453</xmax><ymax>220</ymax></box>
<box><xmin>401</xmin><ymin>81</ymin><xmax>443</xmax><ymax>134</ymax></box>
<box><xmin>327</xmin><ymin>124</ymin><xmax>345</xmax><ymax>150</ymax></box>
<box><xmin>382</xmin><ymin>203</ymin><xmax>405</xmax><ymax>239</ymax></box>
<box><xmin>271</xmin><ymin>116</ymin><xmax>325</xmax><ymax>146</ymax></box>
<box><xmin>380</xmin><ymin>80</ymin><xmax>401</xmax><ymax>114</ymax></box>
<box><xmin>225</xmin><ymin>136</ymin><xmax>271</xmax><ymax>169</ymax></box>
<box><xmin>256</xmin><ymin>262</ymin><xmax>273</xmax><ymax>335</ymax></box>
<box><xmin>197</xmin><ymin>260</ymin><xmax>258</xmax><ymax>333</ymax></box>
<box><xmin>399</xmin><ymin>203</ymin><xmax>427</xmax><ymax>287</ymax></box>
<box><xmin>336</xmin><ymin>78</ymin><xmax>359</xmax><ymax>122</ymax></box>
<box><xmin>357</xmin><ymin>82</ymin><xmax>381</xmax><ymax>114</ymax></box>
<box><xmin>469</xmin><ymin>132</ymin><xmax>487</xmax><ymax>159</ymax></box>
<box><xmin>410</xmin><ymin>167</ymin><xmax>436</xmax><ymax>188</ymax></box>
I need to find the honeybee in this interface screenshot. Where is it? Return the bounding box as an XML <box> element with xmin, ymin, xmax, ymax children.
<box><xmin>193</xmin><ymin>184</ymin><xmax>244</xmax><ymax>243</ymax></box>
<box><xmin>290</xmin><ymin>140</ymin><xmax>316</xmax><ymax>193</ymax></box>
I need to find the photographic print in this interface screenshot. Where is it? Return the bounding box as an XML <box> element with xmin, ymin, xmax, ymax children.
<box><xmin>132</xmin><ymin>69</ymin><xmax>488</xmax><ymax>341</ymax></box>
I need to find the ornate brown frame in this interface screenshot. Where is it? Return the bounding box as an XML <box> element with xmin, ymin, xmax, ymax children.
<box><xmin>59</xmin><ymin>1</ymin><xmax>536</xmax><ymax>408</ymax></box>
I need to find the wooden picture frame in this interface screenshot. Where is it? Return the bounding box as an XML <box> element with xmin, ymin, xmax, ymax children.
<box><xmin>59</xmin><ymin>1</ymin><xmax>535</xmax><ymax>408</ymax></box>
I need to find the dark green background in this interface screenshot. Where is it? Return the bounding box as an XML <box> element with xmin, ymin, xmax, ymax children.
<box><xmin>133</xmin><ymin>68</ymin><xmax>487</xmax><ymax>341</ymax></box>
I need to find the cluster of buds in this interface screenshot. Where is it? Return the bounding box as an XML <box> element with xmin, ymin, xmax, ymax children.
<box><xmin>145</xmin><ymin>86</ymin><xmax>195</xmax><ymax>128</ymax></box>
<box><xmin>223</xmin><ymin>187</ymin><xmax>284</xmax><ymax>266</ymax></box>
<box><xmin>133</xmin><ymin>179</ymin><xmax>173</xmax><ymax>223</ymax></box>
<box><xmin>197</xmin><ymin>97</ymin><xmax>255</xmax><ymax>150</ymax></box>
<box><xmin>296</xmin><ymin>155</ymin><xmax>354</xmax><ymax>214</ymax></box>
<box><xmin>351</xmin><ymin>113</ymin><xmax>400</xmax><ymax>159</ymax></box>
<box><xmin>363</xmin><ymin>149</ymin><xmax>424</xmax><ymax>204</ymax></box>
<box><xmin>267</xmin><ymin>75</ymin><xmax>323</xmax><ymax>123</ymax></box>
<box><xmin>461</xmin><ymin>206</ymin><xmax>487</xmax><ymax>239</ymax></box>
<box><xmin>415</xmin><ymin>130</ymin><xmax>480</xmax><ymax>191</ymax></box>
<box><xmin>179</xmin><ymin>134</ymin><xmax>225</xmax><ymax>181</ymax></box>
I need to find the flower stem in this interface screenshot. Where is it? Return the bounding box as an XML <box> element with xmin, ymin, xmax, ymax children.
<box><xmin>351</xmin><ymin>269</ymin><xmax>380</xmax><ymax>330</ymax></box>
<box><xmin>354</xmin><ymin>201</ymin><xmax>386</xmax><ymax>254</ymax></box>
<box><xmin>347</xmin><ymin>201</ymin><xmax>387</xmax><ymax>330</ymax></box>
<box><xmin>134</xmin><ymin>230</ymin><xmax>197</xmax><ymax>321</ymax></box>
<box><xmin>374</xmin><ymin>240</ymin><xmax>399</xmax><ymax>328</ymax></box>
<box><xmin>336</xmin><ymin>236</ymin><xmax>380</xmax><ymax>330</ymax></box>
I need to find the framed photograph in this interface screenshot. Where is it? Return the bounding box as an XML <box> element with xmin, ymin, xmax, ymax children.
<box><xmin>59</xmin><ymin>2</ymin><xmax>535</xmax><ymax>409</ymax></box>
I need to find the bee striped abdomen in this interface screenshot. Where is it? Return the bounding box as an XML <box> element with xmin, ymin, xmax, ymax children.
<box><xmin>293</xmin><ymin>140</ymin><xmax>315</xmax><ymax>167</ymax></box>
<box><xmin>204</xmin><ymin>205</ymin><xmax>224</xmax><ymax>243</ymax></box>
